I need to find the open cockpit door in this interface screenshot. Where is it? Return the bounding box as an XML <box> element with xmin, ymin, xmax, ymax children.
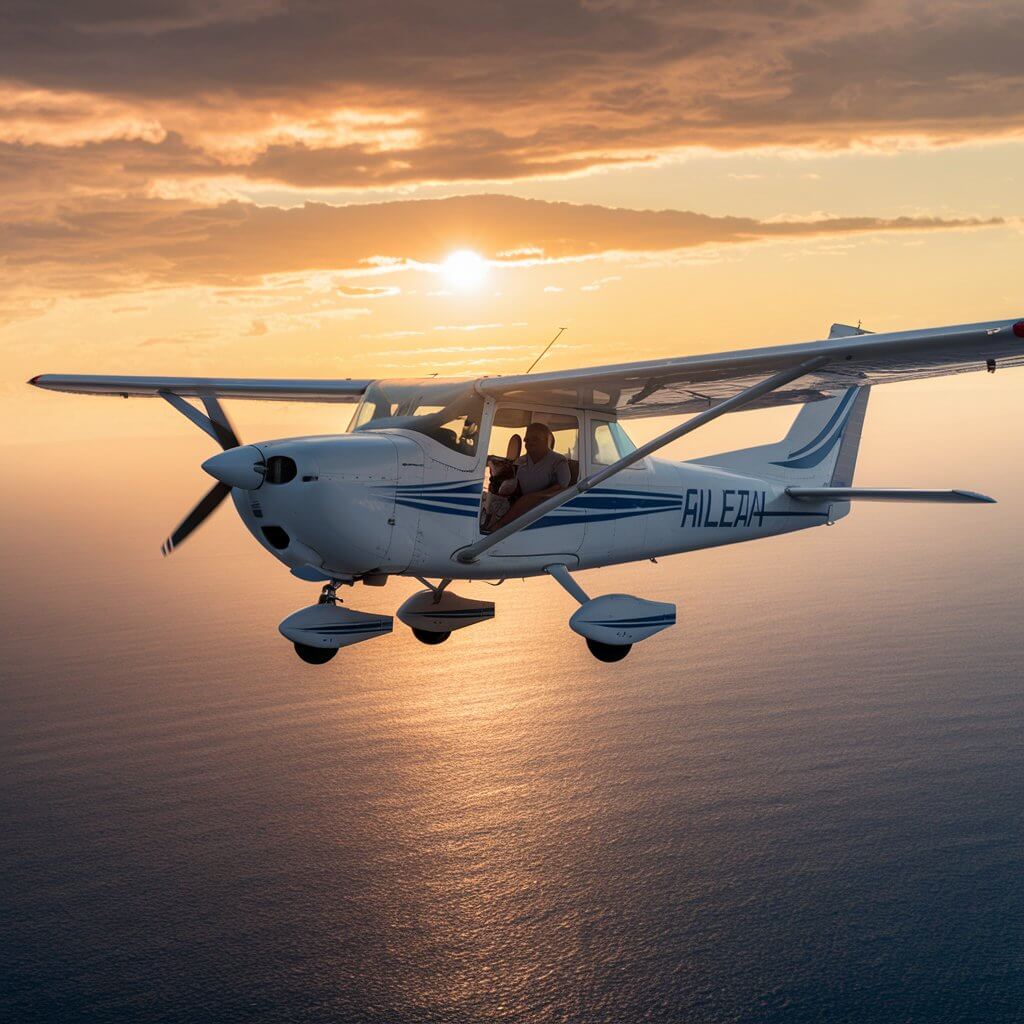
<box><xmin>476</xmin><ymin>402</ymin><xmax>586</xmax><ymax>558</ymax></box>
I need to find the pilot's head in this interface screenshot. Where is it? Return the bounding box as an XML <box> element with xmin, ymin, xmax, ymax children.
<box><xmin>524</xmin><ymin>421</ymin><xmax>553</xmax><ymax>462</ymax></box>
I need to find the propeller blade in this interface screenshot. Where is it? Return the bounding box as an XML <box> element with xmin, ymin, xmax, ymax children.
<box><xmin>160</xmin><ymin>482</ymin><xmax>232</xmax><ymax>556</ymax></box>
<box><xmin>200</xmin><ymin>395</ymin><xmax>241</xmax><ymax>451</ymax></box>
<box><xmin>157</xmin><ymin>391</ymin><xmax>241</xmax><ymax>450</ymax></box>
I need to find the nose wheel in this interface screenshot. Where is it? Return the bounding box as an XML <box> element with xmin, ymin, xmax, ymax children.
<box><xmin>282</xmin><ymin>578</ymin><xmax>394</xmax><ymax>663</ymax></box>
<box><xmin>294</xmin><ymin>642</ymin><xmax>338</xmax><ymax>665</ymax></box>
<box><xmin>585</xmin><ymin>639</ymin><xmax>632</xmax><ymax>662</ymax></box>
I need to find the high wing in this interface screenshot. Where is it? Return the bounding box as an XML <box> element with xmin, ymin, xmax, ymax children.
<box><xmin>29</xmin><ymin>317</ymin><xmax>1024</xmax><ymax>416</ymax></box>
<box><xmin>478</xmin><ymin>317</ymin><xmax>1024</xmax><ymax>417</ymax></box>
<box><xmin>28</xmin><ymin>374</ymin><xmax>371</xmax><ymax>403</ymax></box>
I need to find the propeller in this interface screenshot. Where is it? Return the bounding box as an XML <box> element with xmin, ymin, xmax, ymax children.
<box><xmin>158</xmin><ymin>392</ymin><xmax>261</xmax><ymax>557</ymax></box>
<box><xmin>161</xmin><ymin>482</ymin><xmax>233</xmax><ymax>556</ymax></box>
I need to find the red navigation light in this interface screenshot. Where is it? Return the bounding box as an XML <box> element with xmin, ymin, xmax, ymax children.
<box><xmin>1014</xmin><ymin>321</ymin><xmax>1024</xmax><ymax>338</ymax></box>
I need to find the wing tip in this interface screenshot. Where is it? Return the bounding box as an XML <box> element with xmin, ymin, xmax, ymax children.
<box><xmin>955</xmin><ymin>489</ymin><xmax>997</xmax><ymax>504</ymax></box>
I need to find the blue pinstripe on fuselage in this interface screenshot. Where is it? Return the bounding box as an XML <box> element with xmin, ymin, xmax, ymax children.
<box><xmin>376</xmin><ymin>481</ymin><xmax>682</xmax><ymax>529</ymax></box>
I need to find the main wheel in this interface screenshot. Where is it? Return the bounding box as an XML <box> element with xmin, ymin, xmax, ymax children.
<box><xmin>586</xmin><ymin>639</ymin><xmax>632</xmax><ymax>663</ymax></box>
<box><xmin>412</xmin><ymin>628</ymin><xmax>451</xmax><ymax>645</ymax></box>
<box><xmin>294</xmin><ymin>642</ymin><xmax>338</xmax><ymax>665</ymax></box>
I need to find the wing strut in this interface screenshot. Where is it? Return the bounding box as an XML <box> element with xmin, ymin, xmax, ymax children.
<box><xmin>454</xmin><ymin>355</ymin><xmax>830</xmax><ymax>564</ymax></box>
<box><xmin>158</xmin><ymin>390</ymin><xmax>240</xmax><ymax>450</ymax></box>
<box><xmin>156</xmin><ymin>390</ymin><xmax>250</xmax><ymax>557</ymax></box>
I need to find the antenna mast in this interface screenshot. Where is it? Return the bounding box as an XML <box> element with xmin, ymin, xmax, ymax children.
<box><xmin>525</xmin><ymin>327</ymin><xmax>566</xmax><ymax>374</ymax></box>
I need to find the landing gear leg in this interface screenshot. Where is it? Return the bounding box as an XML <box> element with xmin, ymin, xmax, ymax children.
<box><xmin>294</xmin><ymin>579</ymin><xmax>343</xmax><ymax>662</ymax></box>
<box><xmin>414</xmin><ymin>577</ymin><xmax>452</xmax><ymax>603</ymax></box>
<box><xmin>544</xmin><ymin>564</ymin><xmax>657</xmax><ymax>662</ymax></box>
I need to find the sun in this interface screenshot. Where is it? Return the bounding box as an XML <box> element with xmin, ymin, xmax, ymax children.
<box><xmin>442</xmin><ymin>249</ymin><xmax>487</xmax><ymax>289</ymax></box>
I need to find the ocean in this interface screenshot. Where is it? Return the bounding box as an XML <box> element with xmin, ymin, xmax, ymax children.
<box><xmin>3</xmin><ymin>381</ymin><xmax>1023</xmax><ymax>1022</ymax></box>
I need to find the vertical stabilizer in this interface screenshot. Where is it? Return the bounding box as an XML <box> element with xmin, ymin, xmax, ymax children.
<box><xmin>694</xmin><ymin>321</ymin><xmax>873</xmax><ymax>485</ymax></box>
<box><xmin>765</xmin><ymin>385</ymin><xmax>871</xmax><ymax>483</ymax></box>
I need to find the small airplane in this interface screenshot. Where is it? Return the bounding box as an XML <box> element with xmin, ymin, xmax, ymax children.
<box><xmin>30</xmin><ymin>316</ymin><xmax>1024</xmax><ymax>663</ymax></box>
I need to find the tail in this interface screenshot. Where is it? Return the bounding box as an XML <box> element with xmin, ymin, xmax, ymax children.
<box><xmin>696</xmin><ymin>322</ymin><xmax>872</xmax><ymax>486</ymax></box>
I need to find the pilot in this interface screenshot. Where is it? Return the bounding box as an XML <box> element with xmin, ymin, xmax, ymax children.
<box><xmin>491</xmin><ymin>421</ymin><xmax>571</xmax><ymax>529</ymax></box>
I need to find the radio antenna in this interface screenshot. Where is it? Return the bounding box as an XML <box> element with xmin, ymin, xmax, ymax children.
<box><xmin>525</xmin><ymin>326</ymin><xmax>566</xmax><ymax>374</ymax></box>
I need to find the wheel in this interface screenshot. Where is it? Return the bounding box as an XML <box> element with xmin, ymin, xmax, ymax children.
<box><xmin>412</xmin><ymin>627</ymin><xmax>451</xmax><ymax>645</ymax></box>
<box><xmin>586</xmin><ymin>638</ymin><xmax>632</xmax><ymax>662</ymax></box>
<box><xmin>294</xmin><ymin>642</ymin><xmax>338</xmax><ymax>665</ymax></box>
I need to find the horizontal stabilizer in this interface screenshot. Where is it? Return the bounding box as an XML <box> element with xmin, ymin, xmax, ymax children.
<box><xmin>786</xmin><ymin>487</ymin><xmax>995</xmax><ymax>504</ymax></box>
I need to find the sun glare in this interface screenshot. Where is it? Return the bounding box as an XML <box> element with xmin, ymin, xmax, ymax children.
<box><xmin>442</xmin><ymin>249</ymin><xmax>487</xmax><ymax>289</ymax></box>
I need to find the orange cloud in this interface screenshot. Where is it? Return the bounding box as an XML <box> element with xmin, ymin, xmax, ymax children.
<box><xmin>0</xmin><ymin>0</ymin><xmax>1022</xmax><ymax>200</ymax></box>
<box><xmin>0</xmin><ymin>193</ymin><xmax>1001</xmax><ymax>300</ymax></box>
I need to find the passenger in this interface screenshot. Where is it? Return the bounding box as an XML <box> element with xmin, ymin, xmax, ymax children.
<box><xmin>491</xmin><ymin>422</ymin><xmax>571</xmax><ymax>529</ymax></box>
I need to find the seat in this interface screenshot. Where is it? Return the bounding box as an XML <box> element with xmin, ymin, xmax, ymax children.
<box><xmin>485</xmin><ymin>433</ymin><xmax>523</xmax><ymax>495</ymax></box>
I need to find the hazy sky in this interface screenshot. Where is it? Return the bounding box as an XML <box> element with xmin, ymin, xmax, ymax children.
<box><xmin>7</xmin><ymin>13</ymin><xmax>1024</xmax><ymax>1022</ymax></box>
<box><xmin>2</xmin><ymin>0</ymin><xmax>1023</xmax><ymax>443</ymax></box>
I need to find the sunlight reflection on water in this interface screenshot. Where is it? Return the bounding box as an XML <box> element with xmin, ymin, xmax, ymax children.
<box><xmin>2</xmin><ymin>417</ymin><xmax>1024</xmax><ymax>1022</ymax></box>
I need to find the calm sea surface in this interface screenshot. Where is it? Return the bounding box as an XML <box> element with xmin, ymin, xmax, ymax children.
<box><xmin>3</xmin><ymin>397</ymin><xmax>1024</xmax><ymax>1022</ymax></box>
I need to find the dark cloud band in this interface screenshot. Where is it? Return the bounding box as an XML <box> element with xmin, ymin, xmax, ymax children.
<box><xmin>0</xmin><ymin>193</ymin><xmax>1000</xmax><ymax>293</ymax></box>
<box><xmin>1</xmin><ymin>1</ymin><xmax>1023</xmax><ymax>194</ymax></box>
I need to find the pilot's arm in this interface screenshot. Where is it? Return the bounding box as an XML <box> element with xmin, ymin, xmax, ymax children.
<box><xmin>490</xmin><ymin>457</ymin><xmax>571</xmax><ymax>531</ymax></box>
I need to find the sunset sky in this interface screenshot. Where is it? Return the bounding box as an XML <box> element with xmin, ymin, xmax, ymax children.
<box><xmin>3</xmin><ymin>0</ymin><xmax>1024</xmax><ymax>443</ymax></box>
<box><xmin>7</xmin><ymin>10</ymin><xmax>1024</xmax><ymax>1019</ymax></box>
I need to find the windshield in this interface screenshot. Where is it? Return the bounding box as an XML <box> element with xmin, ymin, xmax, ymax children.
<box><xmin>348</xmin><ymin>380</ymin><xmax>484</xmax><ymax>457</ymax></box>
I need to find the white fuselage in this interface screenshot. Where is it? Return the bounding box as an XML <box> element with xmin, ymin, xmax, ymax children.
<box><xmin>231</xmin><ymin>422</ymin><xmax>845</xmax><ymax>582</ymax></box>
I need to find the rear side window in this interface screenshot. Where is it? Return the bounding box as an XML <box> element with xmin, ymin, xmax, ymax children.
<box><xmin>609</xmin><ymin>421</ymin><xmax>637</xmax><ymax>457</ymax></box>
<box><xmin>591</xmin><ymin>420</ymin><xmax>638</xmax><ymax>465</ymax></box>
<box><xmin>592</xmin><ymin>422</ymin><xmax>620</xmax><ymax>465</ymax></box>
